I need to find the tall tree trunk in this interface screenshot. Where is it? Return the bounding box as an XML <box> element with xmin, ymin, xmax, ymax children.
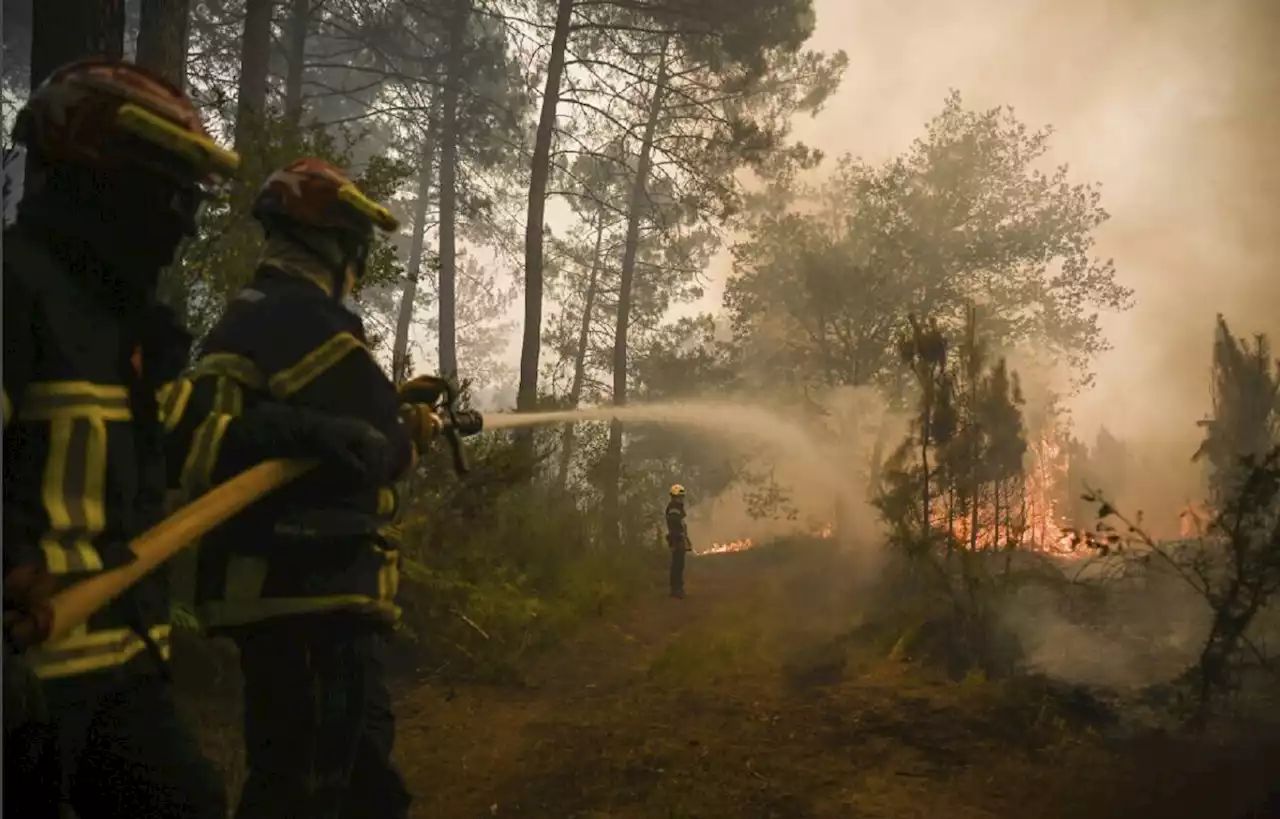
<box><xmin>437</xmin><ymin>0</ymin><xmax>469</xmax><ymax>379</ymax></box>
<box><xmin>920</xmin><ymin>377</ymin><xmax>934</xmax><ymax>541</ymax></box>
<box><xmin>556</xmin><ymin>212</ymin><xmax>605</xmax><ymax>490</ymax></box>
<box><xmin>136</xmin><ymin>0</ymin><xmax>189</xmax><ymax>87</ymax></box>
<box><xmin>601</xmin><ymin>49</ymin><xmax>669</xmax><ymax>543</ymax></box>
<box><xmin>137</xmin><ymin>0</ymin><xmax>193</xmax><ymax>320</ymax></box>
<box><xmin>234</xmin><ymin>0</ymin><xmax>273</xmax><ymax>153</ymax></box>
<box><xmin>392</xmin><ymin>118</ymin><xmax>439</xmax><ymax>384</ymax></box>
<box><xmin>30</xmin><ymin>0</ymin><xmax>125</xmax><ymax>89</ymax></box>
<box><xmin>517</xmin><ymin>0</ymin><xmax>574</xmax><ymax>460</ymax></box>
<box><xmin>26</xmin><ymin>0</ymin><xmax>125</xmax><ymax>195</ymax></box>
<box><xmin>283</xmin><ymin>0</ymin><xmax>310</xmax><ymax>124</ymax></box>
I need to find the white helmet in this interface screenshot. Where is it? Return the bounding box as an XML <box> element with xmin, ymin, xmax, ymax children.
<box><xmin>670</xmin><ymin>484</ymin><xmax>686</xmax><ymax>497</ymax></box>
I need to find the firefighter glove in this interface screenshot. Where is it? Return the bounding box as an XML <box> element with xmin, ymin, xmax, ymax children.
<box><xmin>3</xmin><ymin>563</ymin><xmax>57</xmax><ymax>650</ymax></box>
<box><xmin>397</xmin><ymin>374</ymin><xmax>451</xmax><ymax>407</ymax></box>
<box><xmin>399</xmin><ymin>403</ymin><xmax>444</xmax><ymax>453</ymax></box>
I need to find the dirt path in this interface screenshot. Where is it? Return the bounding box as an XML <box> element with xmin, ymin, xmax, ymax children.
<box><xmin>393</xmin><ymin>554</ymin><xmax>753</xmax><ymax>817</ymax></box>
<box><xmin>183</xmin><ymin>543</ymin><xmax>1280</xmax><ymax>818</ymax></box>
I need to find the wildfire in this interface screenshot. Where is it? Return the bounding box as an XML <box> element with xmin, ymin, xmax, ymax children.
<box><xmin>700</xmin><ymin>538</ymin><xmax>756</xmax><ymax>555</ymax></box>
<box><xmin>938</xmin><ymin>427</ymin><xmax>1075</xmax><ymax>556</ymax></box>
<box><xmin>1179</xmin><ymin>502</ymin><xmax>1211</xmax><ymax>538</ymax></box>
<box><xmin>701</xmin><ymin>520</ymin><xmax>836</xmax><ymax>555</ymax></box>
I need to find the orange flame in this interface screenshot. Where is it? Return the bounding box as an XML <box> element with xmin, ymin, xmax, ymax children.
<box><xmin>937</xmin><ymin>427</ymin><xmax>1074</xmax><ymax>555</ymax></box>
<box><xmin>701</xmin><ymin>538</ymin><xmax>756</xmax><ymax>555</ymax></box>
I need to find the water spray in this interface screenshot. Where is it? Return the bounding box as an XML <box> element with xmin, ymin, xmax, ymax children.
<box><xmin>475</xmin><ymin>401</ymin><xmax>864</xmax><ymax>507</ymax></box>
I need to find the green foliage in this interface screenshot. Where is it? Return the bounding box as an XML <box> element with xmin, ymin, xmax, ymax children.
<box><xmin>390</xmin><ymin>433</ymin><xmax>660</xmax><ymax>681</ymax></box>
<box><xmin>727</xmin><ymin>91</ymin><xmax>1132</xmax><ymax>392</ymax></box>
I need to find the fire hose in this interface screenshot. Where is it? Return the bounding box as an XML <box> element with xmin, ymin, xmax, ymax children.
<box><xmin>41</xmin><ymin>393</ymin><xmax>485</xmax><ymax>648</ymax></box>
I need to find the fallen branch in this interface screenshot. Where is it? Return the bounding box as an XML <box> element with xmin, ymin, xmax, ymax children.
<box><xmin>452</xmin><ymin>609</ymin><xmax>491</xmax><ymax>641</ymax></box>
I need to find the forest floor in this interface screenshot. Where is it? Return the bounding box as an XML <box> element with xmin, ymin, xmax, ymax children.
<box><xmin>179</xmin><ymin>542</ymin><xmax>1280</xmax><ymax>819</ymax></box>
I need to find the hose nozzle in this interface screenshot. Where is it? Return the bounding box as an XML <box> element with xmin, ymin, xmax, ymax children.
<box><xmin>399</xmin><ymin>374</ymin><xmax>481</xmax><ymax>475</ymax></box>
<box><xmin>445</xmin><ymin>409</ymin><xmax>484</xmax><ymax>437</ymax></box>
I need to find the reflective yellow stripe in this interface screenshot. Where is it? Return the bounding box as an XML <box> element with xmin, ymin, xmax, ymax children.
<box><xmin>376</xmin><ymin>487</ymin><xmax>398</xmax><ymax>516</ymax></box>
<box><xmin>201</xmin><ymin>551</ymin><xmax>401</xmax><ymax>628</ymax></box>
<box><xmin>28</xmin><ymin>624</ymin><xmax>172</xmax><ymax>680</ymax></box>
<box><xmin>20</xmin><ymin>382</ymin><xmax>131</xmax><ymax>421</ymax></box>
<box><xmin>189</xmin><ymin>353</ymin><xmax>266</xmax><ymax>390</ymax></box>
<box><xmin>179</xmin><ymin>357</ymin><xmax>256</xmax><ymax>498</ymax></box>
<box><xmin>212</xmin><ymin>376</ymin><xmax>243</xmax><ymax>417</ymax></box>
<box><xmin>39</xmin><ymin>415</ymin><xmax>107</xmax><ymax>575</ymax></box>
<box><xmin>379</xmin><ymin>548</ymin><xmax>400</xmax><ymax>602</ymax></box>
<box><xmin>180</xmin><ymin>412</ymin><xmax>232</xmax><ymax>497</ymax></box>
<box><xmin>81</xmin><ymin>415</ymin><xmax>108</xmax><ymax>547</ymax></box>
<box><xmin>158</xmin><ymin>379</ymin><xmax>194</xmax><ymax>432</ymax></box>
<box><xmin>268</xmin><ymin>332</ymin><xmax>365</xmax><ymax>398</ymax></box>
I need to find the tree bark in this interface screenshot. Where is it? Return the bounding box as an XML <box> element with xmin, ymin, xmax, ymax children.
<box><xmin>601</xmin><ymin>47</ymin><xmax>668</xmax><ymax>543</ymax></box>
<box><xmin>392</xmin><ymin>118</ymin><xmax>439</xmax><ymax>384</ymax></box>
<box><xmin>234</xmin><ymin>0</ymin><xmax>273</xmax><ymax>153</ymax></box>
<box><xmin>556</xmin><ymin>213</ymin><xmax>605</xmax><ymax>490</ymax></box>
<box><xmin>136</xmin><ymin>0</ymin><xmax>189</xmax><ymax>88</ymax></box>
<box><xmin>517</xmin><ymin>0</ymin><xmax>575</xmax><ymax>459</ymax></box>
<box><xmin>283</xmin><ymin>0</ymin><xmax>310</xmax><ymax>124</ymax></box>
<box><xmin>30</xmin><ymin>0</ymin><xmax>125</xmax><ymax>89</ymax></box>
<box><xmin>136</xmin><ymin>0</ymin><xmax>193</xmax><ymax>320</ymax></box>
<box><xmin>437</xmin><ymin>0</ymin><xmax>470</xmax><ymax>379</ymax></box>
<box><xmin>27</xmin><ymin>0</ymin><xmax>125</xmax><ymax>191</ymax></box>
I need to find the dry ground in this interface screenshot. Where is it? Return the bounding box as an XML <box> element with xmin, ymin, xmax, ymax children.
<box><xmin>178</xmin><ymin>543</ymin><xmax>1280</xmax><ymax>819</ymax></box>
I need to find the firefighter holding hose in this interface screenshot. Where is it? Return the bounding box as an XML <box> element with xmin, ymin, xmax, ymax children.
<box><xmin>666</xmin><ymin>485</ymin><xmax>693</xmax><ymax>598</ymax></box>
<box><xmin>167</xmin><ymin>158</ymin><xmax>449</xmax><ymax>819</ymax></box>
<box><xmin>2</xmin><ymin>61</ymin><xmax>393</xmax><ymax>818</ymax></box>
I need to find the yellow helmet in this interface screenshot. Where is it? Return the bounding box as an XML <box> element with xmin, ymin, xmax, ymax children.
<box><xmin>670</xmin><ymin>484</ymin><xmax>686</xmax><ymax>497</ymax></box>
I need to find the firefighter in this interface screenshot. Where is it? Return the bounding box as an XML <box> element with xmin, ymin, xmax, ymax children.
<box><xmin>666</xmin><ymin>485</ymin><xmax>693</xmax><ymax>598</ymax></box>
<box><xmin>3</xmin><ymin>59</ymin><xmax>398</xmax><ymax>819</ymax></box>
<box><xmin>168</xmin><ymin>157</ymin><xmax>437</xmax><ymax>819</ymax></box>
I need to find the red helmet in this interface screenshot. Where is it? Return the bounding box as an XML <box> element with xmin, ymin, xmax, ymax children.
<box><xmin>251</xmin><ymin>157</ymin><xmax>399</xmax><ymax>238</ymax></box>
<box><xmin>13</xmin><ymin>59</ymin><xmax>239</xmax><ymax>187</ymax></box>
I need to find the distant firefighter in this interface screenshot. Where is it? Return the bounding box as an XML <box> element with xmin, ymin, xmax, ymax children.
<box><xmin>666</xmin><ymin>485</ymin><xmax>692</xmax><ymax>598</ymax></box>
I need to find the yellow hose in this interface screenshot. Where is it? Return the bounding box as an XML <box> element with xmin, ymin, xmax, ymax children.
<box><xmin>44</xmin><ymin>459</ymin><xmax>314</xmax><ymax>646</ymax></box>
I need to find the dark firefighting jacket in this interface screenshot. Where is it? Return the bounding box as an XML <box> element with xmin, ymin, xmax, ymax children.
<box><xmin>665</xmin><ymin>500</ymin><xmax>688</xmax><ymax>548</ymax></box>
<box><xmin>166</xmin><ymin>265</ymin><xmax>414</xmax><ymax>633</ymax></box>
<box><xmin>2</xmin><ymin>221</ymin><xmax>190</xmax><ymax>680</ymax></box>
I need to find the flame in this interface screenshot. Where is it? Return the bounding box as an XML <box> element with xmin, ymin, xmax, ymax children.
<box><xmin>702</xmin><ymin>521</ymin><xmax>835</xmax><ymax>555</ymax></box>
<box><xmin>701</xmin><ymin>538</ymin><xmax>756</xmax><ymax>555</ymax></box>
<box><xmin>1179</xmin><ymin>501</ymin><xmax>1211</xmax><ymax>538</ymax></box>
<box><xmin>936</xmin><ymin>425</ymin><xmax>1075</xmax><ymax>556</ymax></box>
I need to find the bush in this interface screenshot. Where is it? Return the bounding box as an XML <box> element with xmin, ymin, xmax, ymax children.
<box><xmin>390</xmin><ymin>433</ymin><xmax>660</xmax><ymax>682</ymax></box>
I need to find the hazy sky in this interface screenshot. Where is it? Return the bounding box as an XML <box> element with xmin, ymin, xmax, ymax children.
<box><xmin>686</xmin><ymin>0</ymin><xmax>1277</xmax><ymax>452</ymax></box>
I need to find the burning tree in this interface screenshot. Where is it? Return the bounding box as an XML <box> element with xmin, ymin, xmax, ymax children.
<box><xmin>874</xmin><ymin>306</ymin><xmax>1086</xmax><ymax>674</ymax></box>
<box><xmin>881</xmin><ymin>305</ymin><xmax>1046</xmax><ymax>558</ymax></box>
